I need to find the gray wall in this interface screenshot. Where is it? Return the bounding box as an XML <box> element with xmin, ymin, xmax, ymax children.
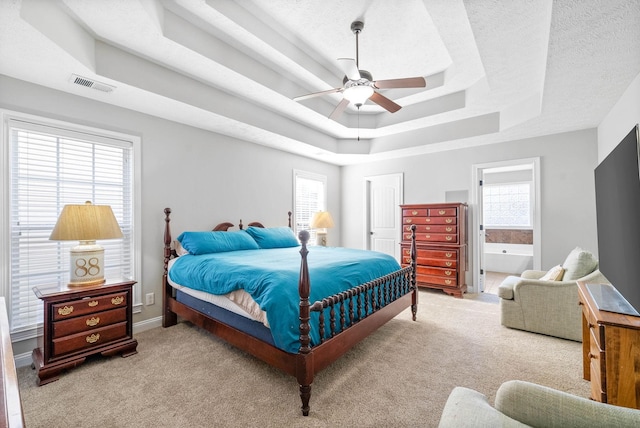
<box><xmin>0</xmin><ymin>75</ymin><xmax>341</xmax><ymax>356</ymax></box>
<box><xmin>341</xmin><ymin>129</ymin><xmax>601</xmax><ymax>289</ymax></box>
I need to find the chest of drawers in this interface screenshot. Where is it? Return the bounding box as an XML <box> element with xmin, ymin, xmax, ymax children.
<box><xmin>400</xmin><ymin>203</ymin><xmax>468</xmax><ymax>297</ymax></box>
<box><xmin>32</xmin><ymin>279</ymin><xmax>138</xmax><ymax>385</ymax></box>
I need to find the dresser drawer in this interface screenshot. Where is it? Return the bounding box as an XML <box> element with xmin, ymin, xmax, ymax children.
<box><xmin>402</xmin><ymin>208</ymin><xmax>428</xmax><ymax>217</ymax></box>
<box><xmin>52</xmin><ymin>291</ymin><xmax>128</xmax><ymax>321</ymax></box>
<box><xmin>406</xmin><ymin>232</ymin><xmax>458</xmax><ymax>243</ymax></box>
<box><xmin>416</xmin><ymin>266</ymin><xmax>457</xmax><ymax>279</ymax></box>
<box><xmin>403</xmin><ymin>216</ymin><xmax>457</xmax><ymax>225</ymax></box>
<box><xmin>403</xmin><ymin>247</ymin><xmax>458</xmax><ymax>260</ymax></box>
<box><xmin>52</xmin><ymin>307</ymin><xmax>127</xmax><ymax>339</ymax></box>
<box><xmin>416</xmin><ymin>274</ymin><xmax>458</xmax><ymax>287</ymax></box>
<box><xmin>428</xmin><ymin>207</ymin><xmax>457</xmax><ymax>217</ymax></box>
<box><xmin>403</xmin><ymin>256</ymin><xmax>457</xmax><ymax>268</ymax></box>
<box><xmin>403</xmin><ymin>224</ymin><xmax>457</xmax><ymax>234</ymax></box>
<box><xmin>52</xmin><ymin>322</ymin><xmax>128</xmax><ymax>358</ymax></box>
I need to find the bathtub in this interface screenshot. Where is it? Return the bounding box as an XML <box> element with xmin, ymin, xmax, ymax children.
<box><xmin>484</xmin><ymin>243</ymin><xmax>533</xmax><ymax>274</ymax></box>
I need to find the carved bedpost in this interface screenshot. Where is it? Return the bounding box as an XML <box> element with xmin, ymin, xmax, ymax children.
<box><xmin>288</xmin><ymin>211</ymin><xmax>292</xmax><ymax>228</ymax></box>
<box><xmin>163</xmin><ymin>208</ymin><xmax>177</xmax><ymax>327</ymax></box>
<box><xmin>410</xmin><ymin>224</ymin><xmax>418</xmax><ymax>321</ymax></box>
<box><xmin>296</xmin><ymin>230</ymin><xmax>314</xmax><ymax>416</ymax></box>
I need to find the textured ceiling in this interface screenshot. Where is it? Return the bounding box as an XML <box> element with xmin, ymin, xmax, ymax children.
<box><xmin>0</xmin><ymin>0</ymin><xmax>639</xmax><ymax>165</ymax></box>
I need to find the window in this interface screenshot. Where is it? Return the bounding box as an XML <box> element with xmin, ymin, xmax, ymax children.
<box><xmin>483</xmin><ymin>182</ymin><xmax>532</xmax><ymax>228</ymax></box>
<box><xmin>293</xmin><ymin>170</ymin><xmax>327</xmax><ymax>244</ymax></box>
<box><xmin>1</xmin><ymin>112</ymin><xmax>140</xmax><ymax>336</ymax></box>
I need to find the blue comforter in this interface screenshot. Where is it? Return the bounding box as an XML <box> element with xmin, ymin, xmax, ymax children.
<box><xmin>168</xmin><ymin>246</ymin><xmax>401</xmax><ymax>353</ymax></box>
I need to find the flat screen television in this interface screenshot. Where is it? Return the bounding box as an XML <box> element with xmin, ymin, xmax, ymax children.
<box><xmin>593</xmin><ymin>123</ymin><xmax>640</xmax><ymax>316</ymax></box>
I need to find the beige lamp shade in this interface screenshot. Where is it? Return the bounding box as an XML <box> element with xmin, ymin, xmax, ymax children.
<box><xmin>50</xmin><ymin>201</ymin><xmax>123</xmax><ymax>241</ymax></box>
<box><xmin>50</xmin><ymin>201</ymin><xmax>123</xmax><ymax>287</ymax></box>
<box><xmin>310</xmin><ymin>211</ymin><xmax>334</xmax><ymax>229</ymax></box>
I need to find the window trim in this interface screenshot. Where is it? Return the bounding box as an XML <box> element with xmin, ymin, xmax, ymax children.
<box><xmin>0</xmin><ymin>109</ymin><xmax>142</xmax><ymax>342</ymax></box>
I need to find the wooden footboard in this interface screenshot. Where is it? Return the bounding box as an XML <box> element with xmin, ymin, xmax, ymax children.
<box><xmin>162</xmin><ymin>208</ymin><xmax>417</xmax><ymax>416</ymax></box>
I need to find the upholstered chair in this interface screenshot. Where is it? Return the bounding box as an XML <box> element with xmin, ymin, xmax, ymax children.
<box><xmin>438</xmin><ymin>380</ymin><xmax>640</xmax><ymax>427</ymax></box>
<box><xmin>497</xmin><ymin>247</ymin><xmax>608</xmax><ymax>341</ymax></box>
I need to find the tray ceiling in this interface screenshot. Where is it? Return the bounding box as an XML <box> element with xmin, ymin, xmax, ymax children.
<box><xmin>0</xmin><ymin>0</ymin><xmax>639</xmax><ymax>165</ymax></box>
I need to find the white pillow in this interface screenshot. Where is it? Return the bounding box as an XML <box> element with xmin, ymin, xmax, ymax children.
<box><xmin>540</xmin><ymin>265</ymin><xmax>565</xmax><ymax>281</ymax></box>
<box><xmin>562</xmin><ymin>247</ymin><xmax>597</xmax><ymax>280</ymax></box>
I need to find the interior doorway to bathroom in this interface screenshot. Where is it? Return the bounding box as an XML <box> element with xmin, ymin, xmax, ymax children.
<box><xmin>472</xmin><ymin>158</ymin><xmax>541</xmax><ymax>293</ymax></box>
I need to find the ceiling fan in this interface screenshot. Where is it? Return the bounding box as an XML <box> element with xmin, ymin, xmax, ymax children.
<box><xmin>294</xmin><ymin>20</ymin><xmax>426</xmax><ymax>120</ymax></box>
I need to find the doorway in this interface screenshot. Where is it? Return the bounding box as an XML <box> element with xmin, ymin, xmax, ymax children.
<box><xmin>472</xmin><ymin>158</ymin><xmax>541</xmax><ymax>293</ymax></box>
<box><xmin>364</xmin><ymin>173</ymin><xmax>403</xmax><ymax>259</ymax></box>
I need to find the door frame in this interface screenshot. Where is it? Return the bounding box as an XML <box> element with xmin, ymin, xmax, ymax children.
<box><xmin>363</xmin><ymin>173</ymin><xmax>404</xmax><ymax>257</ymax></box>
<box><xmin>471</xmin><ymin>157</ymin><xmax>541</xmax><ymax>292</ymax></box>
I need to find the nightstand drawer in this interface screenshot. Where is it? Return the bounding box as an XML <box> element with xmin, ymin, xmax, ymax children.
<box><xmin>52</xmin><ymin>307</ymin><xmax>127</xmax><ymax>339</ymax></box>
<box><xmin>52</xmin><ymin>291</ymin><xmax>128</xmax><ymax>321</ymax></box>
<box><xmin>52</xmin><ymin>322</ymin><xmax>128</xmax><ymax>358</ymax></box>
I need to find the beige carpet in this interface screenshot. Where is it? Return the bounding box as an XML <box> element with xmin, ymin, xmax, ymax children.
<box><xmin>17</xmin><ymin>290</ymin><xmax>590</xmax><ymax>427</ymax></box>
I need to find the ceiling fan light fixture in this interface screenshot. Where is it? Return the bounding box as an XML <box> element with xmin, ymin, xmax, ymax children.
<box><xmin>343</xmin><ymin>85</ymin><xmax>374</xmax><ymax>106</ymax></box>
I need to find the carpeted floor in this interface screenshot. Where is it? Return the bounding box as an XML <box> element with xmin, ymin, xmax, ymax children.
<box><xmin>17</xmin><ymin>290</ymin><xmax>590</xmax><ymax>427</ymax></box>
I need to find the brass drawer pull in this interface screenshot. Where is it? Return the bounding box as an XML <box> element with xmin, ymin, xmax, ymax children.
<box><xmin>445</xmin><ymin>270</ymin><xmax>452</xmax><ymax>276</ymax></box>
<box><xmin>446</xmin><ymin>262</ymin><xmax>452</xmax><ymax>267</ymax></box>
<box><xmin>86</xmin><ymin>333</ymin><xmax>100</xmax><ymax>344</ymax></box>
<box><xmin>412</xmin><ymin>210</ymin><xmax>418</xmax><ymax>215</ymax></box>
<box><xmin>86</xmin><ymin>317</ymin><xmax>100</xmax><ymax>327</ymax></box>
<box><xmin>58</xmin><ymin>306</ymin><xmax>74</xmax><ymax>316</ymax></box>
<box><xmin>445</xmin><ymin>218</ymin><xmax>453</xmax><ymax>223</ymax></box>
<box><xmin>446</xmin><ymin>227</ymin><xmax>452</xmax><ymax>232</ymax></box>
<box><xmin>445</xmin><ymin>279</ymin><xmax>452</xmax><ymax>285</ymax></box>
<box><xmin>406</xmin><ymin>219</ymin><xmax>412</xmax><ymax>223</ymax></box>
<box><xmin>446</xmin><ymin>252</ymin><xmax>453</xmax><ymax>258</ymax></box>
<box><xmin>438</xmin><ymin>210</ymin><xmax>445</xmax><ymax>215</ymax></box>
<box><xmin>446</xmin><ymin>236</ymin><xmax>453</xmax><ymax>241</ymax></box>
<box><xmin>111</xmin><ymin>296</ymin><xmax>124</xmax><ymax>305</ymax></box>
<box><xmin>88</xmin><ymin>301</ymin><xmax>99</xmax><ymax>307</ymax></box>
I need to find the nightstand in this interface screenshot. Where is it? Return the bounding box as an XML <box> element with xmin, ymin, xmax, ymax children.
<box><xmin>32</xmin><ymin>279</ymin><xmax>138</xmax><ymax>385</ymax></box>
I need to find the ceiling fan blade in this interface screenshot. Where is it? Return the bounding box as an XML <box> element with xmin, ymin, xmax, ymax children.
<box><xmin>328</xmin><ymin>98</ymin><xmax>350</xmax><ymax>120</ymax></box>
<box><xmin>337</xmin><ymin>58</ymin><xmax>361</xmax><ymax>81</ymax></box>
<box><xmin>373</xmin><ymin>77</ymin><xmax>426</xmax><ymax>89</ymax></box>
<box><xmin>293</xmin><ymin>87</ymin><xmax>342</xmax><ymax>101</ymax></box>
<box><xmin>369</xmin><ymin>91</ymin><xmax>402</xmax><ymax>113</ymax></box>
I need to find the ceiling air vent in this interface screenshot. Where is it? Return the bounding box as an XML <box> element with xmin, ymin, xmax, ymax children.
<box><xmin>69</xmin><ymin>74</ymin><xmax>115</xmax><ymax>93</ymax></box>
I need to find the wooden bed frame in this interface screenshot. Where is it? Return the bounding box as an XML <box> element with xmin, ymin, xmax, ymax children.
<box><xmin>162</xmin><ymin>208</ymin><xmax>418</xmax><ymax>416</ymax></box>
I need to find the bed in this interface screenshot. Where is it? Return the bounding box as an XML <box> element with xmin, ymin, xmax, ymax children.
<box><xmin>162</xmin><ymin>208</ymin><xmax>418</xmax><ymax>415</ymax></box>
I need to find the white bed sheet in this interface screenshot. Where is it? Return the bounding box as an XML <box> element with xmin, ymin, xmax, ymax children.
<box><xmin>167</xmin><ymin>258</ymin><xmax>269</xmax><ymax>327</ymax></box>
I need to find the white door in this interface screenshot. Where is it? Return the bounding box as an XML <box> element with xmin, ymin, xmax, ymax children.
<box><xmin>365</xmin><ymin>174</ymin><xmax>403</xmax><ymax>259</ymax></box>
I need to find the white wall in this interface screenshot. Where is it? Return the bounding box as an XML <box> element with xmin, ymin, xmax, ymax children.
<box><xmin>598</xmin><ymin>72</ymin><xmax>640</xmax><ymax>161</ymax></box>
<box><xmin>0</xmin><ymin>75</ymin><xmax>341</xmax><ymax>356</ymax></box>
<box><xmin>341</xmin><ymin>129</ymin><xmax>600</xmax><ymax>290</ymax></box>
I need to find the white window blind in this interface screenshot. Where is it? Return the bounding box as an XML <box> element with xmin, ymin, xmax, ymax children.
<box><xmin>483</xmin><ymin>182</ymin><xmax>532</xmax><ymax>228</ymax></box>
<box><xmin>7</xmin><ymin>119</ymin><xmax>134</xmax><ymax>333</ymax></box>
<box><xmin>293</xmin><ymin>170</ymin><xmax>327</xmax><ymax>244</ymax></box>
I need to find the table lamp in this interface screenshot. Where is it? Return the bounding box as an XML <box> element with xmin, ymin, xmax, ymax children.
<box><xmin>310</xmin><ymin>211</ymin><xmax>334</xmax><ymax>246</ymax></box>
<box><xmin>49</xmin><ymin>201</ymin><xmax>123</xmax><ymax>287</ymax></box>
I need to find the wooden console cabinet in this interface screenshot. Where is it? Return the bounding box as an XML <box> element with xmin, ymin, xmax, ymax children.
<box><xmin>32</xmin><ymin>279</ymin><xmax>138</xmax><ymax>385</ymax></box>
<box><xmin>577</xmin><ymin>281</ymin><xmax>640</xmax><ymax>409</ymax></box>
<box><xmin>400</xmin><ymin>203</ymin><xmax>468</xmax><ymax>297</ymax></box>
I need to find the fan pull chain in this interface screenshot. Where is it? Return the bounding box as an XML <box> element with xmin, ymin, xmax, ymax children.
<box><xmin>357</xmin><ymin>107</ymin><xmax>360</xmax><ymax>141</ymax></box>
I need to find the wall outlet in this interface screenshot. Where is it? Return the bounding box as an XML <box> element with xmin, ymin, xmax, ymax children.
<box><xmin>145</xmin><ymin>292</ymin><xmax>155</xmax><ymax>306</ymax></box>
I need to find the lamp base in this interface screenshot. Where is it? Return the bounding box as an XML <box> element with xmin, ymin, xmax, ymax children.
<box><xmin>69</xmin><ymin>241</ymin><xmax>106</xmax><ymax>287</ymax></box>
<box><xmin>316</xmin><ymin>232</ymin><xmax>328</xmax><ymax>247</ymax></box>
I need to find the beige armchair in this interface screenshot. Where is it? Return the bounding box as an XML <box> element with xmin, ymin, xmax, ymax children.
<box><xmin>438</xmin><ymin>380</ymin><xmax>640</xmax><ymax>427</ymax></box>
<box><xmin>498</xmin><ymin>247</ymin><xmax>608</xmax><ymax>341</ymax></box>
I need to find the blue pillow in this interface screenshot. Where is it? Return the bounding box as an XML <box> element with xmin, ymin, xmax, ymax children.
<box><xmin>246</xmin><ymin>226</ymin><xmax>299</xmax><ymax>249</ymax></box>
<box><xmin>177</xmin><ymin>230</ymin><xmax>259</xmax><ymax>255</ymax></box>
